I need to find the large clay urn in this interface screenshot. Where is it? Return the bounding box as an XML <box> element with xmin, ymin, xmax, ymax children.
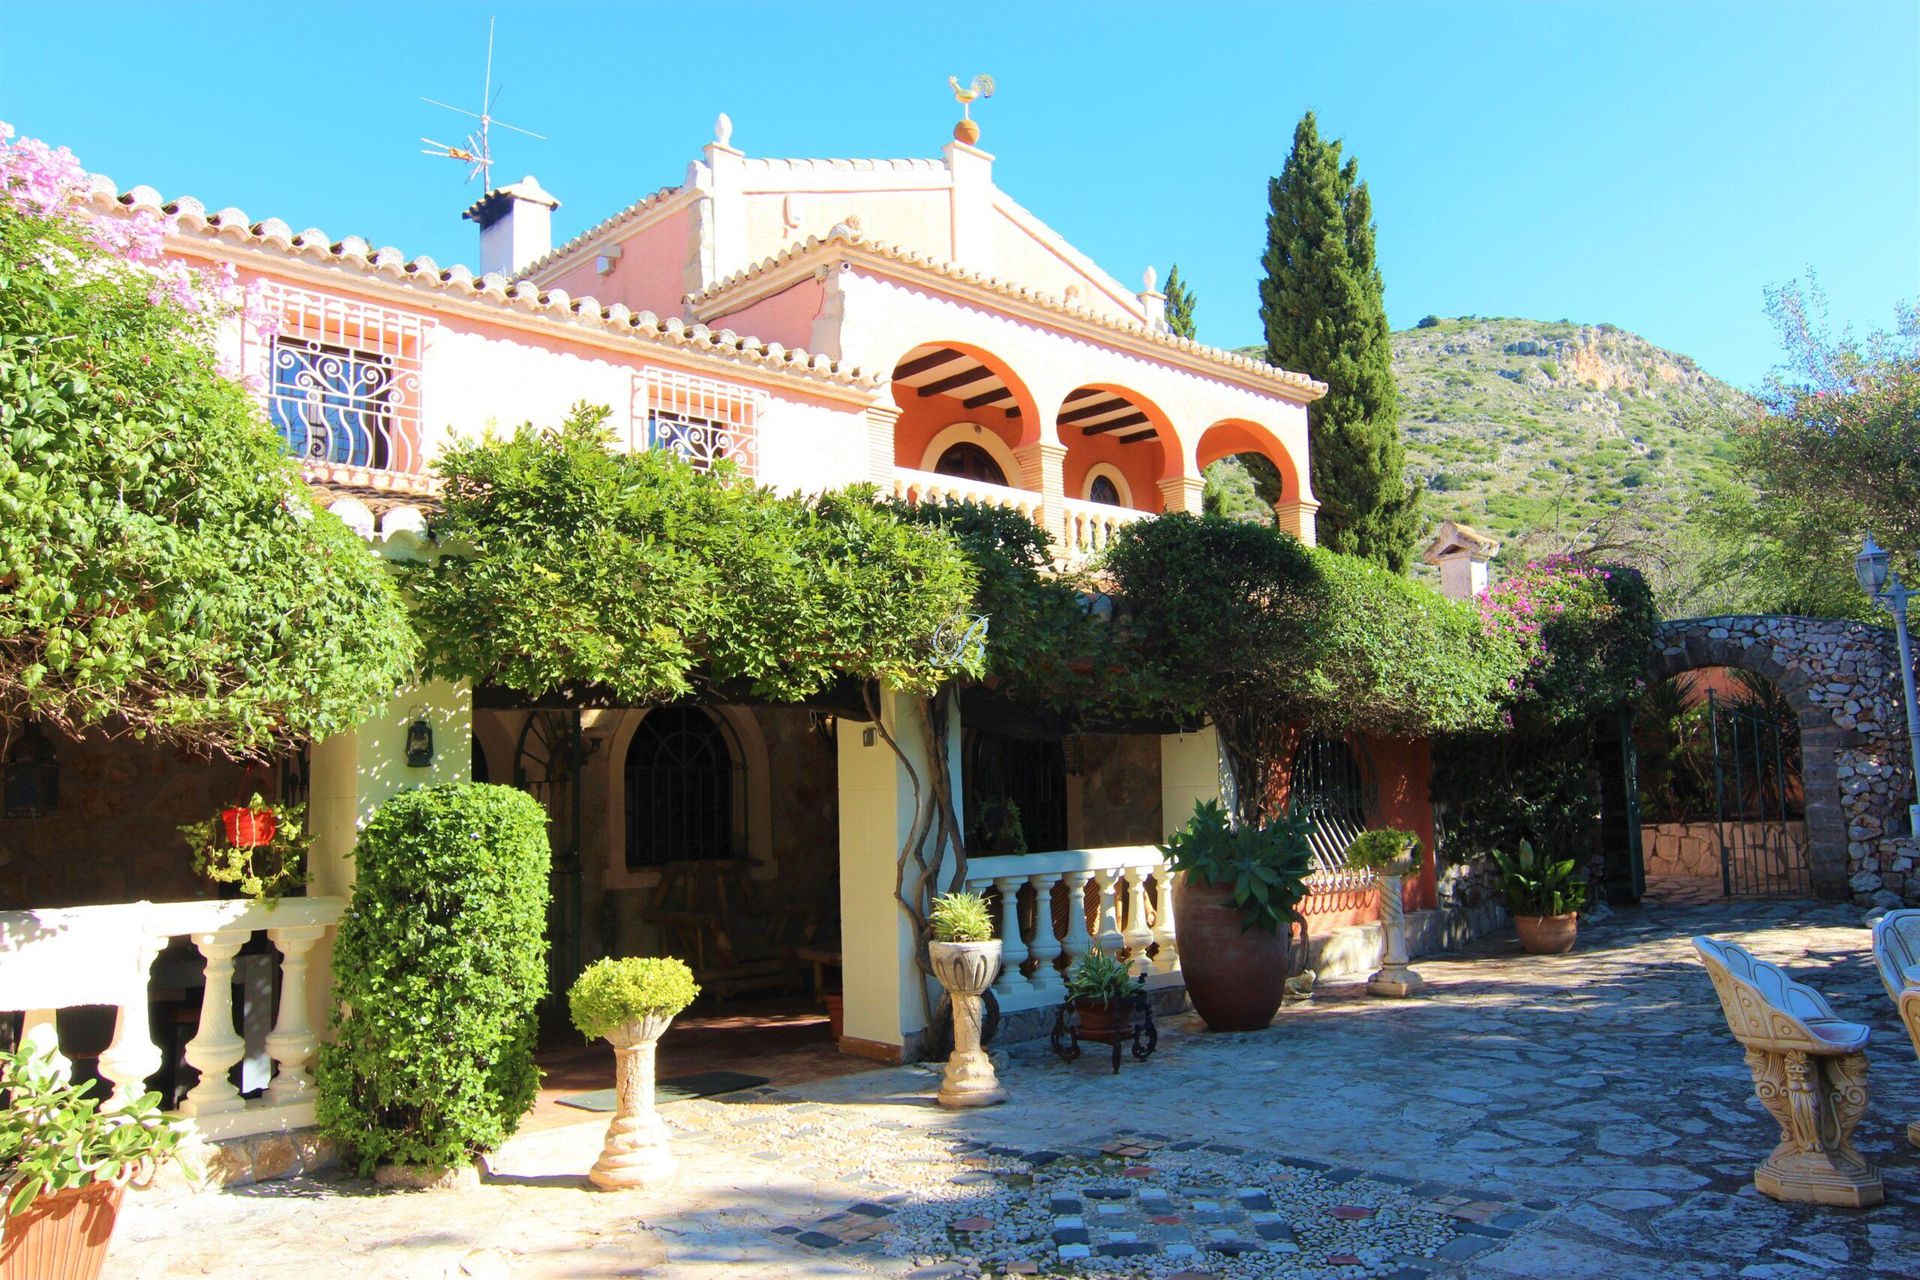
<box><xmin>1171</xmin><ymin>874</ymin><xmax>1289</xmax><ymax>1031</ymax></box>
<box><xmin>927</xmin><ymin>940</ymin><xmax>1006</xmax><ymax>1107</ymax></box>
<box><xmin>0</xmin><ymin>1182</ymin><xmax>122</xmax><ymax>1280</ymax></box>
<box><xmin>589</xmin><ymin>1013</ymin><xmax>677</xmax><ymax>1189</ymax></box>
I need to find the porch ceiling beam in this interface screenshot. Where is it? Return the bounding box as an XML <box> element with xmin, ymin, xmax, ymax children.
<box><xmin>1057</xmin><ymin>397</ymin><xmax>1133</xmax><ymax>425</ymax></box>
<box><xmin>917</xmin><ymin>365</ymin><xmax>998</xmax><ymax>397</ymax></box>
<box><xmin>1080</xmin><ymin>411</ymin><xmax>1152</xmax><ymax>436</ymax></box>
<box><xmin>1063</xmin><ymin>387</ymin><xmax>1103</xmax><ymax>404</ymax></box>
<box><xmin>1113</xmin><ymin>428</ymin><xmax>1160</xmax><ymax>444</ymax></box>
<box><xmin>894</xmin><ymin>348</ymin><xmax>964</xmax><ymax>380</ymax></box>
<box><xmin>964</xmin><ymin>386</ymin><xmax>1014</xmax><ymax>408</ymax></box>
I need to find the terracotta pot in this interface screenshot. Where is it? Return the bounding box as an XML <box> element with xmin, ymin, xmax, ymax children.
<box><xmin>1170</xmin><ymin>874</ymin><xmax>1290</xmax><ymax>1031</ymax></box>
<box><xmin>821</xmin><ymin>991</ymin><xmax>844</xmax><ymax>1042</ymax></box>
<box><xmin>220</xmin><ymin>806</ymin><xmax>276</xmax><ymax>848</ymax></box>
<box><xmin>1072</xmin><ymin>997</ymin><xmax>1125</xmax><ymax>1040</ymax></box>
<box><xmin>1515</xmin><ymin>912</ymin><xmax>1579</xmax><ymax>955</ymax></box>
<box><xmin>0</xmin><ymin>1181</ymin><xmax>123</xmax><ymax>1280</ymax></box>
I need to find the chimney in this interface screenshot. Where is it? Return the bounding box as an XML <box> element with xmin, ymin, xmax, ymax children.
<box><xmin>463</xmin><ymin>175</ymin><xmax>560</xmax><ymax>278</ymax></box>
<box><xmin>1422</xmin><ymin>520</ymin><xmax>1500</xmax><ymax>600</ymax></box>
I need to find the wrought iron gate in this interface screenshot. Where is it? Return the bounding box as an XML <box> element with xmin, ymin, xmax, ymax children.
<box><xmin>514</xmin><ymin>709</ymin><xmax>586</xmax><ymax>1000</ymax></box>
<box><xmin>1708</xmin><ymin>689</ymin><xmax>1811</xmax><ymax>897</ymax></box>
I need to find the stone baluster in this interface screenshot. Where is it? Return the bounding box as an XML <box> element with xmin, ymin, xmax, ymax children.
<box><xmin>1026</xmin><ymin>872</ymin><xmax>1067</xmax><ymax>1001</ymax></box>
<box><xmin>264</xmin><ymin>924</ymin><xmax>328</xmax><ymax>1105</ymax></box>
<box><xmin>1121</xmin><ymin>866</ymin><xmax>1154</xmax><ymax>962</ymax></box>
<box><xmin>1150</xmin><ymin>867</ymin><xmax>1180</xmax><ymax>975</ymax></box>
<box><xmin>18</xmin><ymin>1009</ymin><xmax>71</xmax><ymax>1082</ymax></box>
<box><xmin>990</xmin><ymin>877</ymin><xmax>1029</xmax><ymax>1004</ymax></box>
<box><xmin>1060</xmin><ymin>870</ymin><xmax>1095</xmax><ymax>971</ymax></box>
<box><xmin>179</xmin><ymin>929</ymin><xmax>249</xmax><ymax>1118</ymax></box>
<box><xmin>1091</xmin><ymin>868</ymin><xmax>1125</xmax><ymax>955</ymax></box>
<box><xmin>97</xmin><ymin>932</ymin><xmax>166</xmax><ymax>1109</ymax></box>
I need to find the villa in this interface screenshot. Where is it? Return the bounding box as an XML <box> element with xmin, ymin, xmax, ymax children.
<box><xmin>0</xmin><ymin>107</ymin><xmax>1485</xmax><ymax>1171</ymax></box>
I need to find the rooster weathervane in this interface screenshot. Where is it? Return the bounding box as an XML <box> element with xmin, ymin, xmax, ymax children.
<box><xmin>948</xmin><ymin>74</ymin><xmax>995</xmax><ymax>145</ymax></box>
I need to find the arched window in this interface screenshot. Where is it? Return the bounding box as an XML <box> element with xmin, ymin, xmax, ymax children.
<box><xmin>625</xmin><ymin>708</ymin><xmax>736</xmax><ymax>868</ymax></box>
<box><xmin>1088</xmin><ymin>474</ymin><xmax>1122</xmax><ymax>506</ymax></box>
<box><xmin>934</xmin><ymin>442</ymin><xmax>1008</xmax><ymax>486</ymax></box>
<box><xmin>1288</xmin><ymin>734</ymin><xmax>1372</xmax><ymax>872</ymax></box>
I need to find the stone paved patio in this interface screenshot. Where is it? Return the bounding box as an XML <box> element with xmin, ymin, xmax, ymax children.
<box><xmin>111</xmin><ymin>899</ymin><xmax>1920</xmax><ymax>1279</ymax></box>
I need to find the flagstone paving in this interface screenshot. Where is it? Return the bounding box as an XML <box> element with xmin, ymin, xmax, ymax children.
<box><xmin>111</xmin><ymin>898</ymin><xmax>1920</xmax><ymax>1279</ymax></box>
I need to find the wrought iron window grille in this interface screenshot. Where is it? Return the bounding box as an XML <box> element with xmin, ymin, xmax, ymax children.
<box><xmin>632</xmin><ymin>370</ymin><xmax>760</xmax><ymax>477</ymax></box>
<box><xmin>1288</xmin><ymin>733</ymin><xmax>1378</xmax><ymax>875</ymax></box>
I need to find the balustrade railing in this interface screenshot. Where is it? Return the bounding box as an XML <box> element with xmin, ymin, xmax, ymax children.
<box><xmin>891</xmin><ymin>468</ymin><xmax>1047</xmax><ymax>526</ymax></box>
<box><xmin>0</xmin><ymin>897</ymin><xmax>343</xmax><ymax>1141</ymax></box>
<box><xmin>1059</xmin><ymin>498</ymin><xmax>1149</xmax><ymax>558</ymax></box>
<box><xmin>962</xmin><ymin>846</ymin><xmax>1178</xmax><ymax>1014</ymax></box>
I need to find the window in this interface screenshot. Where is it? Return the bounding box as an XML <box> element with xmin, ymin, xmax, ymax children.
<box><xmin>267</xmin><ymin>337</ymin><xmax>401</xmax><ymax>469</ymax></box>
<box><xmin>1088</xmin><ymin>474</ymin><xmax>1122</xmax><ymax>506</ymax></box>
<box><xmin>967</xmin><ymin>731</ymin><xmax>1068</xmax><ymax>854</ymax></box>
<box><xmin>934</xmin><ymin>442</ymin><xmax>1008</xmax><ymax>486</ymax></box>
<box><xmin>1288</xmin><ymin>734</ymin><xmax>1373</xmax><ymax>872</ymax></box>
<box><xmin>634</xmin><ymin>369</ymin><xmax>758</xmax><ymax>476</ymax></box>
<box><xmin>625</xmin><ymin>708</ymin><xmax>737</xmax><ymax>868</ymax></box>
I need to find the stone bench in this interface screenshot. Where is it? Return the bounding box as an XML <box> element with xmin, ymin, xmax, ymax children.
<box><xmin>1870</xmin><ymin>909</ymin><xmax>1920</xmax><ymax>1147</ymax></box>
<box><xmin>1692</xmin><ymin>935</ymin><xmax>1883</xmax><ymax>1207</ymax></box>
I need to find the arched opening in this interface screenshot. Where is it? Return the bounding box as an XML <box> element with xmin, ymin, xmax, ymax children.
<box><xmin>889</xmin><ymin>344</ymin><xmax>1039</xmax><ymax>489</ymax></box>
<box><xmin>1633</xmin><ymin>667</ymin><xmax>1810</xmax><ymax>903</ymax></box>
<box><xmin>623</xmin><ymin>706</ymin><xmax>741</xmax><ymax>869</ymax></box>
<box><xmin>1057</xmin><ymin>384</ymin><xmax>1169</xmax><ymax>514</ymax></box>
<box><xmin>1196</xmin><ymin>420</ymin><xmax>1306</xmax><ymax>530</ymax></box>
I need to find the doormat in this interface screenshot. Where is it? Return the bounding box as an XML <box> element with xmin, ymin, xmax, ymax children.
<box><xmin>557</xmin><ymin>1070</ymin><xmax>770</xmax><ymax>1111</ymax></box>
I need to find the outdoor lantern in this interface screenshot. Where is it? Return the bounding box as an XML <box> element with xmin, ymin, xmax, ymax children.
<box><xmin>405</xmin><ymin>716</ymin><xmax>435</xmax><ymax>768</ymax></box>
<box><xmin>3</xmin><ymin>723</ymin><xmax>59</xmax><ymax>819</ymax></box>
<box><xmin>1857</xmin><ymin>534</ymin><xmax>1892</xmax><ymax>596</ymax></box>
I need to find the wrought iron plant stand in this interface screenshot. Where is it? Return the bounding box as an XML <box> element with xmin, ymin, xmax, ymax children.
<box><xmin>1051</xmin><ymin>976</ymin><xmax>1158</xmax><ymax>1073</ymax></box>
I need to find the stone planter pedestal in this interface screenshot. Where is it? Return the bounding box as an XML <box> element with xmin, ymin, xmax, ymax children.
<box><xmin>1367</xmin><ymin>871</ymin><xmax>1424</xmax><ymax>997</ymax></box>
<box><xmin>589</xmin><ymin>1014</ymin><xmax>676</xmax><ymax>1190</ymax></box>
<box><xmin>928</xmin><ymin>940</ymin><xmax>1006</xmax><ymax>1108</ymax></box>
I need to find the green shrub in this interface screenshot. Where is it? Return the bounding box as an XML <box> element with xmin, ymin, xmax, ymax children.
<box><xmin>1160</xmin><ymin>799</ymin><xmax>1315</xmax><ymax>934</ymax></box>
<box><xmin>929</xmin><ymin>891</ymin><xmax>994</xmax><ymax>943</ymax></box>
<box><xmin>568</xmin><ymin>957</ymin><xmax>700</xmax><ymax>1039</ymax></box>
<box><xmin>0</xmin><ymin>1043</ymin><xmax>179</xmax><ymax>1218</ymax></box>
<box><xmin>1343</xmin><ymin>828</ymin><xmax>1420</xmax><ymax>874</ymax></box>
<box><xmin>316</xmin><ymin>783</ymin><xmax>551</xmax><ymax>1174</ymax></box>
<box><xmin>1064</xmin><ymin>950</ymin><xmax>1135</xmax><ymax>1004</ymax></box>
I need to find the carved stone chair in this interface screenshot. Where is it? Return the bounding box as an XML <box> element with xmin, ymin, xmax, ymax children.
<box><xmin>1692</xmin><ymin>935</ymin><xmax>1883</xmax><ymax>1207</ymax></box>
<box><xmin>1870</xmin><ymin>909</ymin><xmax>1920</xmax><ymax>1147</ymax></box>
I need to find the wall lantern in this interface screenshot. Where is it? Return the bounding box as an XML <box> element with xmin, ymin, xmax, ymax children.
<box><xmin>3</xmin><ymin>723</ymin><xmax>60</xmax><ymax>818</ymax></box>
<box><xmin>405</xmin><ymin>715</ymin><xmax>435</xmax><ymax>769</ymax></box>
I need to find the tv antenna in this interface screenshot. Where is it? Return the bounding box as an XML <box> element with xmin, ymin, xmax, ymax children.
<box><xmin>420</xmin><ymin>17</ymin><xmax>545</xmax><ymax>189</ymax></box>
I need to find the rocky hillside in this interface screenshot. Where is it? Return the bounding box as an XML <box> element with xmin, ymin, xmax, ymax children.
<box><xmin>1392</xmin><ymin>317</ymin><xmax>1753</xmax><ymax>565</ymax></box>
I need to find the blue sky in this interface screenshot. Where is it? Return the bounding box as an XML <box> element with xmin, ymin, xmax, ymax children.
<box><xmin>2</xmin><ymin>0</ymin><xmax>1913</xmax><ymax>388</ymax></box>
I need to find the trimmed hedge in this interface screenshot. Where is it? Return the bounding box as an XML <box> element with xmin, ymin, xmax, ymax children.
<box><xmin>316</xmin><ymin>783</ymin><xmax>551</xmax><ymax>1174</ymax></box>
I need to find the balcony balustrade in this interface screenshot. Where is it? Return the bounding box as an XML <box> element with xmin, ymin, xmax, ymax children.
<box><xmin>891</xmin><ymin>468</ymin><xmax>1048</xmax><ymax>527</ymax></box>
<box><xmin>1059</xmin><ymin>497</ymin><xmax>1149</xmax><ymax>558</ymax></box>
<box><xmin>0</xmin><ymin>897</ymin><xmax>343</xmax><ymax>1141</ymax></box>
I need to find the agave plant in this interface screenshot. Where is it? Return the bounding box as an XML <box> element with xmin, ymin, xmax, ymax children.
<box><xmin>1490</xmin><ymin>838</ymin><xmax>1588</xmax><ymax>917</ymax></box>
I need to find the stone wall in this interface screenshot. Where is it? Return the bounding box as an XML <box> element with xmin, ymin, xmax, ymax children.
<box><xmin>1640</xmin><ymin>821</ymin><xmax>1807</xmax><ymax>881</ymax></box>
<box><xmin>1654</xmin><ymin>615</ymin><xmax>1916</xmax><ymax>907</ymax></box>
<box><xmin>0</xmin><ymin>727</ymin><xmax>259</xmax><ymax>911</ymax></box>
<box><xmin>1072</xmin><ymin>734</ymin><xmax>1162</xmax><ymax>848</ymax></box>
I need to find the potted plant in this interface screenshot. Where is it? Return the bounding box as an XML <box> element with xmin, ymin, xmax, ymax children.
<box><xmin>1162</xmin><ymin>799</ymin><xmax>1315</xmax><ymax>1032</ymax></box>
<box><xmin>179</xmin><ymin>792</ymin><xmax>310</xmax><ymax>902</ymax></box>
<box><xmin>0</xmin><ymin>1045</ymin><xmax>180</xmax><ymax>1280</ymax></box>
<box><xmin>1344</xmin><ymin>829</ymin><xmax>1425</xmax><ymax>997</ymax></box>
<box><xmin>1493</xmin><ymin>839</ymin><xmax>1588</xmax><ymax>954</ymax></box>
<box><xmin>568</xmin><ymin>956</ymin><xmax>701</xmax><ymax>1190</ymax></box>
<box><xmin>927</xmin><ymin>891</ymin><xmax>1005</xmax><ymax>1108</ymax></box>
<box><xmin>1063</xmin><ymin>949</ymin><xmax>1136</xmax><ymax>1040</ymax></box>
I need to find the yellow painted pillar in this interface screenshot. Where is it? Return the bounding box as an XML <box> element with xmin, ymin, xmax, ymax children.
<box><xmin>1159</xmin><ymin>724</ymin><xmax>1224</xmax><ymax>840</ymax></box>
<box><xmin>836</xmin><ymin>687</ymin><xmax>964</xmax><ymax>1060</ymax></box>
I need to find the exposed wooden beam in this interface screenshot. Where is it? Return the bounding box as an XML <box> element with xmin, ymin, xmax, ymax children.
<box><xmin>1063</xmin><ymin>387</ymin><xmax>1103</xmax><ymax>404</ymax></box>
<box><xmin>964</xmin><ymin>386</ymin><xmax>1014</xmax><ymax>408</ymax></box>
<box><xmin>1057</xmin><ymin>397</ymin><xmax>1133</xmax><ymax>425</ymax></box>
<box><xmin>917</xmin><ymin>364</ymin><xmax>997</xmax><ymax>397</ymax></box>
<box><xmin>1113</xmin><ymin>428</ymin><xmax>1160</xmax><ymax>444</ymax></box>
<box><xmin>1080</xmin><ymin>411</ymin><xmax>1152</xmax><ymax>436</ymax></box>
<box><xmin>894</xmin><ymin>348</ymin><xmax>963</xmax><ymax>380</ymax></box>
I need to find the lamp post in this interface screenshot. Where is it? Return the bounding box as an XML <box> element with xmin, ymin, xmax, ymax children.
<box><xmin>1856</xmin><ymin>534</ymin><xmax>1920</xmax><ymax>834</ymax></box>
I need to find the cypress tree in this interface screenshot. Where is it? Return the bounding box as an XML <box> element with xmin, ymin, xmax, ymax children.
<box><xmin>1260</xmin><ymin>112</ymin><xmax>1422</xmax><ymax>571</ymax></box>
<box><xmin>1164</xmin><ymin>264</ymin><xmax>1198</xmax><ymax>339</ymax></box>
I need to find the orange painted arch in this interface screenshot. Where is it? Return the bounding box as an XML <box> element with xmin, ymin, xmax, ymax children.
<box><xmin>887</xmin><ymin>341</ymin><xmax>1045</xmax><ymax>449</ymax></box>
<box><xmin>1196</xmin><ymin>419</ymin><xmax>1306</xmax><ymax>503</ymax></box>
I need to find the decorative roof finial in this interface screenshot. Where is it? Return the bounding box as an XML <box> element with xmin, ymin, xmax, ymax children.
<box><xmin>714</xmin><ymin>112</ymin><xmax>734</xmax><ymax>148</ymax></box>
<box><xmin>1143</xmin><ymin>265</ymin><xmax>1157</xmax><ymax>293</ymax></box>
<box><xmin>948</xmin><ymin>74</ymin><xmax>995</xmax><ymax>145</ymax></box>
